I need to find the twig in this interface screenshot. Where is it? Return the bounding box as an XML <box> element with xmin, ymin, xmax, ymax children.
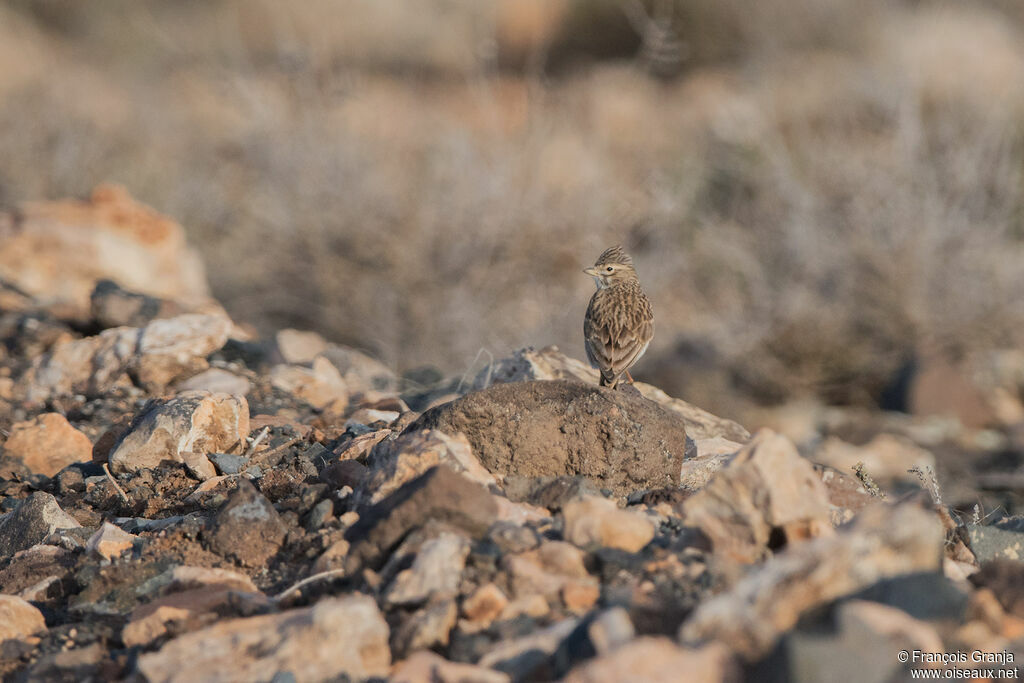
<box><xmin>246</xmin><ymin>426</ymin><xmax>271</xmax><ymax>456</ymax></box>
<box><xmin>272</xmin><ymin>569</ymin><xmax>347</xmax><ymax>603</ymax></box>
<box><xmin>249</xmin><ymin>436</ymin><xmax>302</xmax><ymax>465</ymax></box>
<box><xmin>852</xmin><ymin>461</ymin><xmax>886</xmax><ymax>500</ymax></box>
<box><xmin>908</xmin><ymin>465</ymin><xmax>942</xmax><ymax>506</ymax></box>
<box><xmin>456</xmin><ymin>347</ymin><xmax>493</xmax><ymax>394</ymax></box>
<box><xmin>102</xmin><ymin>463</ymin><xmax>130</xmax><ymax>504</ymax></box>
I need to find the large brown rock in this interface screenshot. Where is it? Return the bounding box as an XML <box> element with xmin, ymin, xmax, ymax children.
<box><xmin>108</xmin><ymin>391</ymin><xmax>249</xmax><ymax>476</ymax></box>
<box><xmin>2</xmin><ymin>413</ymin><xmax>92</xmax><ymax>477</ymax></box>
<box><xmin>136</xmin><ymin>594</ymin><xmax>390</xmax><ymax>683</ymax></box>
<box><xmin>410</xmin><ymin>379</ymin><xmax>688</xmax><ymax>497</ymax></box>
<box><xmin>0</xmin><ymin>184</ymin><xmax>211</xmax><ymax>318</ymax></box>
<box><xmin>472</xmin><ymin>346</ymin><xmax>749</xmax><ymax>442</ymax></box>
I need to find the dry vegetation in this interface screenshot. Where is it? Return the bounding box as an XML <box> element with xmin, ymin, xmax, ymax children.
<box><xmin>2</xmin><ymin>0</ymin><xmax>1023</xmax><ymax>415</ymax></box>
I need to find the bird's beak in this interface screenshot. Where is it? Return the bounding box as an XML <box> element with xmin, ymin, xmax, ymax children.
<box><xmin>583</xmin><ymin>267</ymin><xmax>599</xmax><ymax>276</ymax></box>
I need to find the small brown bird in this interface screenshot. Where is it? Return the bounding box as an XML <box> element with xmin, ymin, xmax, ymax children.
<box><xmin>583</xmin><ymin>246</ymin><xmax>654</xmax><ymax>389</ymax></box>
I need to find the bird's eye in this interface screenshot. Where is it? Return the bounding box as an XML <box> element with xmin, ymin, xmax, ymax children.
<box><xmin>605</xmin><ymin>266</ymin><xmax>614</xmax><ymax>272</ymax></box>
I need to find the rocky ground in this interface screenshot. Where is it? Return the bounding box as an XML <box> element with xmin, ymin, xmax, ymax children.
<box><xmin>1</xmin><ymin>187</ymin><xmax>1023</xmax><ymax>682</ymax></box>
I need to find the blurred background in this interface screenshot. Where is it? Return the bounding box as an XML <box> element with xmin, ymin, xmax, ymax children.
<box><xmin>2</xmin><ymin>0</ymin><xmax>1024</xmax><ymax>427</ymax></box>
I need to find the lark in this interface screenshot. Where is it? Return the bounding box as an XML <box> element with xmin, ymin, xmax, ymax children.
<box><xmin>583</xmin><ymin>246</ymin><xmax>654</xmax><ymax>389</ymax></box>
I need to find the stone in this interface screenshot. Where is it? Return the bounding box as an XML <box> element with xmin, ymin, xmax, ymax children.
<box><xmin>86</xmin><ymin>522</ymin><xmax>137</xmax><ymax>561</ymax></box>
<box><xmin>89</xmin><ymin>278</ymin><xmax>173</xmax><ymax>329</ymax></box>
<box><xmin>2</xmin><ymin>413</ymin><xmax>92</xmax><ymax>477</ymax></box>
<box><xmin>970</xmin><ymin>560</ymin><xmax>1024</xmax><ymax>618</ymax></box>
<box><xmin>175</xmin><ymin>368</ymin><xmax>251</xmax><ymax>396</ymax></box>
<box><xmin>392</xmin><ymin>599</ymin><xmax>458</xmax><ymax>657</ymax></box>
<box><xmin>207</xmin><ymin>479</ymin><xmax>288</xmax><ymax>567</ymax></box>
<box><xmin>0</xmin><ymin>594</ymin><xmax>47</xmax><ymax>642</ymax></box>
<box><xmin>474</xmin><ymin>346</ymin><xmax>749</xmax><ymax>442</ymax></box>
<box><xmin>392</xmin><ymin>651</ymin><xmax>510</xmax><ymax>683</ymax></box>
<box><xmin>812</xmin><ymin>434</ymin><xmax>936</xmax><ymax>489</ymax></box>
<box><xmin>967</xmin><ymin>518</ymin><xmax>1024</xmax><ymax>563</ymax></box>
<box><xmin>0</xmin><ymin>492</ymin><xmax>81</xmax><ymax>560</ymax></box>
<box><xmin>208</xmin><ymin>452</ymin><xmax>249</xmax><ymax>476</ymax></box>
<box><xmin>500</xmin><ymin>594</ymin><xmax>550</xmax><ymax>621</ymax></box>
<box><xmin>463</xmin><ymin>583</ymin><xmax>509</xmax><ymax>627</ymax></box>
<box><xmin>409</xmin><ymin>379</ymin><xmax>688</xmax><ymax>497</ymax></box>
<box><xmin>0</xmin><ymin>545</ymin><xmax>75</xmax><ymax>599</ymax></box>
<box><xmin>385</xmin><ymin>532</ymin><xmax>471</xmax><ymax>607</ymax></box>
<box><xmin>305</xmin><ymin>499</ymin><xmax>334</xmax><ymax>531</ymax></box>
<box><xmin>678</xmin><ymin>452</ymin><xmax>734</xmax><ymax>492</ymax></box>
<box><xmin>682</xmin><ymin>429</ymin><xmax>833</xmax><ymax>563</ymax></box>
<box><xmin>122</xmin><ymin>583</ymin><xmax>269</xmax><ymax>647</ymax></box>
<box><xmin>0</xmin><ymin>184</ymin><xmax>212</xmax><ymax>319</ymax></box>
<box><xmin>562</xmin><ymin>581</ymin><xmax>601</xmax><ymax>613</ymax></box>
<box><xmin>133</xmin><ymin>313</ymin><xmax>235</xmax><ymax>391</ymax></box>
<box><xmin>680</xmin><ymin>503</ymin><xmax>945</xmax><ymax>659</ymax></box>
<box><xmin>153</xmin><ymin>565</ymin><xmax>259</xmax><ymax>594</ymax></box>
<box><xmin>777</xmin><ymin>600</ymin><xmax>945</xmax><ymax>683</ymax></box>
<box><xmin>136</xmin><ymin>594</ymin><xmax>390</xmax><ymax>683</ymax></box>
<box><xmin>274</xmin><ymin>328</ymin><xmax>329</xmax><ymax>364</ymax></box>
<box><xmin>694</xmin><ymin>436</ymin><xmax>743</xmax><ymax>458</ymax></box>
<box><xmin>270</xmin><ymin>356</ymin><xmax>348</xmax><ymax>411</ymax></box>
<box><xmin>344</xmin><ymin>466</ymin><xmax>498</xmax><ymax>572</ymax></box>
<box><xmin>312</xmin><ymin>539</ymin><xmax>351</xmax><ymax>574</ymax></box>
<box><xmin>333</xmin><ymin>429</ymin><xmax>392</xmax><ymax>461</ymax></box>
<box><xmin>477</xmin><ymin>617</ymin><xmax>580</xmax><ymax>680</ymax></box>
<box><xmin>504</xmin><ymin>540</ymin><xmax>597</xmax><ymax>604</ymax></box>
<box><xmin>359</xmin><ymin>429</ymin><xmax>496</xmax><ymax>505</ymax></box>
<box><xmin>322</xmin><ymin>344</ymin><xmax>399</xmax><ymax>395</ymax></box>
<box><xmin>21</xmin><ymin>643</ymin><xmax>104</xmax><ymax>681</ymax></box>
<box><xmin>563</xmin><ymin>638</ymin><xmax>738</xmax><ymax>683</ymax></box>
<box><xmin>562</xmin><ymin>496</ymin><xmax>656</xmax><ymax>552</ymax></box>
<box><xmin>320</xmin><ymin>459</ymin><xmax>369</xmax><ymax>489</ymax></box>
<box><xmin>108</xmin><ymin>391</ymin><xmax>249</xmax><ymax>475</ymax></box>
<box><xmin>504</xmin><ymin>475</ymin><xmax>603</xmax><ymax>512</ymax></box>
<box><xmin>815</xmin><ymin>465</ymin><xmax>876</xmax><ymax>521</ymax></box>
<box><xmin>180</xmin><ymin>450</ymin><xmax>217</xmax><ymax>481</ymax></box>
<box><xmin>492</xmin><ymin>495</ymin><xmax>550</xmax><ymax>526</ymax></box>
<box><xmin>347</xmin><ymin>408</ymin><xmax>401</xmax><ymax>426</ymax></box>
<box><xmin>584</xmin><ymin>607</ymin><xmax>636</xmax><ymax>654</ymax></box>
<box><xmin>23</xmin><ymin>312</ymin><xmax>232</xmax><ymax>401</ymax></box>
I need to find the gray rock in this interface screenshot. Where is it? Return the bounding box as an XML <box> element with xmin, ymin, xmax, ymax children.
<box><xmin>0</xmin><ymin>492</ymin><xmax>81</xmax><ymax>560</ymax></box>
<box><xmin>968</xmin><ymin>517</ymin><xmax>1024</xmax><ymax>563</ymax></box>
<box><xmin>209</xmin><ymin>452</ymin><xmax>249</xmax><ymax>476</ymax></box>
<box><xmin>305</xmin><ymin>499</ymin><xmax>334</xmax><ymax>532</ymax></box>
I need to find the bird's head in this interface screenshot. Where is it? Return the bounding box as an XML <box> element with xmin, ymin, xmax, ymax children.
<box><xmin>584</xmin><ymin>245</ymin><xmax>637</xmax><ymax>289</ymax></box>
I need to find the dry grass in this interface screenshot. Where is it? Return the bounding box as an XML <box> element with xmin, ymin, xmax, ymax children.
<box><xmin>1</xmin><ymin>0</ymin><xmax>1023</xmax><ymax>414</ymax></box>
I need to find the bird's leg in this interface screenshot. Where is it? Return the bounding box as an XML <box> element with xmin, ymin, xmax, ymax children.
<box><xmin>625</xmin><ymin>370</ymin><xmax>635</xmax><ymax>384</ymax></box>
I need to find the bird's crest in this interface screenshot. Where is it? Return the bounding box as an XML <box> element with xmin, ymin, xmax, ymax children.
<box><xmin>594</xmin><ymin>245</ymin><xmax>633</xmax><ymax>267</ymax></box>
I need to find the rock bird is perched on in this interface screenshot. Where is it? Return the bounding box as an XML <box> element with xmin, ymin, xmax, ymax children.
<box><xmin>583</xmin><ymin>246</ymin><xmax>654</xmax><ymax>389</ymax></box>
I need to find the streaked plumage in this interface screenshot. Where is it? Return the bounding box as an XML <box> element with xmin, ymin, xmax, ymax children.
<box><xmin>583</xmin><ymin>246</ymin><xmax>654</xmax><ymax>389</ymax></box>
